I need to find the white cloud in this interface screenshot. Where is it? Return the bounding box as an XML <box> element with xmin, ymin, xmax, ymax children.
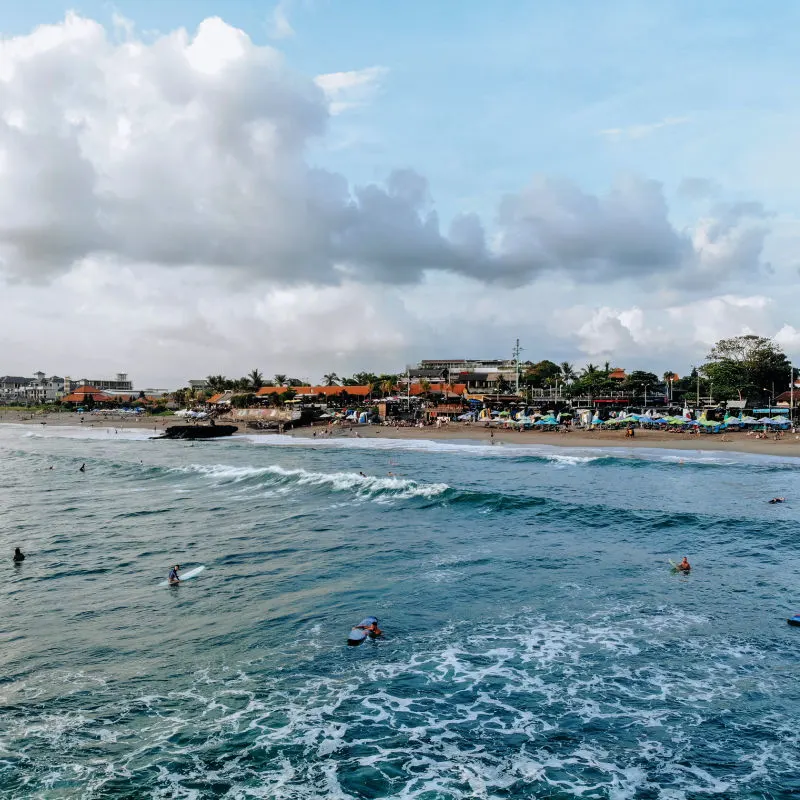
<box><xmin>314</xmin><ymin>66</ymin><xmax>387</xmax><ymax>115</ymax></box>
<box><xmin>0</xmin><ymin>14</ymin><xmax>767</xmax><ymax>291</ymax></box>
<box><xmin>599</xmin><ymin>116</ymin><xmax>689</xmax><ymax>140</ymax></box>
<box><xmin>268</xmin><ymin>1</ymin><xmax>295</xmax><ymax>40</ymax></box>
<box><xmin>0</xmin><ymin>12</ymin><xmax>794</xmax><ymax>384</ymax></box>
<box><xmin>560</xmin><ymin>294</ymin><xmax>779</xmax><ymax>365</ymax></box>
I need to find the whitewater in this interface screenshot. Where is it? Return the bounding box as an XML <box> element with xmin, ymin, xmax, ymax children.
<box><xmin>1</xmin><ymin>424</ymin><xmax>799</xmax><ymax>798</ymax></box>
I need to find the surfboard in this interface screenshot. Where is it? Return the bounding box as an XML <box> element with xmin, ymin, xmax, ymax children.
<box><xmin>347</xmin><ymin>617</ymin><xmax>379</xmax><ymax>646</ymax></box>
<box><xmin>159</xmin><ymin>565</ymin><xmax>205</xmax><ymax>586</ymax></box>
<box><xmin>787</xmin><ymin>614</ymin><xmax>800</xmax><ymax>627</ymax></box>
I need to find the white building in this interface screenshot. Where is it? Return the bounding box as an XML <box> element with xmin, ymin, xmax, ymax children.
<box><xmin>64</xmin><ymin>373</ymin><xmax>133</xmax><ymax>392</ymax></box>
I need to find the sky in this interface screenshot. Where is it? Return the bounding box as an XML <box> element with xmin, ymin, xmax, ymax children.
<box><xmin>2</xmin><ymin>1</ymin><xmax>800</xmax><ymax>388</ymax></box>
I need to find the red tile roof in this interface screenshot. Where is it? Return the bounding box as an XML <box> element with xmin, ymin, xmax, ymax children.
<box><xmin>608</xmin><ymin>369</ymin><xmax>626</xmax><ymax>380</ymax></box>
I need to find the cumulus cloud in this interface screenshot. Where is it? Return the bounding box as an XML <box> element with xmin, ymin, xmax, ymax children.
<box><xmin>561</xmin><ymin>295</ymin><xmax>778</xmax><ymax>361</ymax></box>
<box><xmin>0</xmin><ymin>13</ymin><xmax>774</xmax><ymax>294</ymax></box>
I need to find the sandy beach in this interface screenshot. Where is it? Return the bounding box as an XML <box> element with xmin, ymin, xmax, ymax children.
<box><xmin>4</xmin><ymin>409</ymin><xmax>800</xmax><ymax>457</ymax></box>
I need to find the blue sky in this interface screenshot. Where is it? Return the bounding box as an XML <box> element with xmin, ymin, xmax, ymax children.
<box><xmin>10</xmin><ymin>0</ymin><xmax>800</xmax><ymax>219</ymax></box>
<box><xmin>2</xmin><ymin>2</ymin><xmax>800</xmax><ymax>384</ymax></box>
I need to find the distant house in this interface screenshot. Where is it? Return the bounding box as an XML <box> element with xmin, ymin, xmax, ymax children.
<box><xmin>0</xmin><ymin>376</ymin><xmax>33</xmax><ymax>402</ymax></box>
<box><xmin>608</xmin><ymin>368</ymin><xmax>626</xmax><ymax>381</ymax></box>
<box><xmin>61</xmin><ymin>385</ymin><xmax>114</xmax><ymax>404</ymax></box>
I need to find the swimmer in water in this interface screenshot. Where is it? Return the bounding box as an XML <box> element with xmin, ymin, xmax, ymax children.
<box><xmin>768</xmin><ymin>497</ymin><xmax>786</xmax><ymax>504</ymax></box>
<box><xmin>359</xmin><ymin>472</ymin><xmax>367</xmax><ymax>477</ymax></box>
<box><xmin>168</xmin><ymin>564</ymin><xmax>181</xmax><ymax>584</ymax></box>
<box><xmin>346</xmin><ymin>617</ymin><xmax>383</xmax><ymax>646</ymax></box>
<box><xmin>676</xmin><ymin>556</ymin><xmax>691</xmax><ymax>572</ymax></box>
<box><xmin>79</xmin><ymin>463</ymin><xmax>86</xmax><ymax>472</ymax></box>
<box><xmin>13</xmin><ymin>547</ymin><xmax>25</xmax><ymax>563</ymax></box>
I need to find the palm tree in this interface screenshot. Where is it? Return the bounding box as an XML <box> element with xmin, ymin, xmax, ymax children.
<box><xmin>367</xmin><ymin>379</ymin><xmax>379</xmax><ymax>399</ymax></box>
<box><xmin>248</xmin><ymin>369</ymin><xmax>264</xmax><ymax>391</ymax></box>
<box><xmin>380</xmin><ymin>379</ymin><xmax>394</xmax><ymax>397</ymax></box>
<box><xmin>419</xmin><ymin>378</ymin><xmax>432</xmax><ymax>396</ymax></box>
<box><xmin>274</xmin><ymin>374</ymin><xmax>287</xmax><ymax>387</ymax></box>
<box><xmin>582</xmin><ymin>363</ymin><xmax>598</xmax><ymax>377</ymax></box>
<box><xmin>603</xmin><ymin>361</ymin><xmax>611</xmax><ymax>375</ymax></box>
<box><xmin>206</xmin><ymin>374</ymin><xmax>227</xmax><ymax>392</ymax></box>
<box><xmin>560</xmin><ymin>362</ymin><xmax>577</xmax><ymax>383</ymax></box>
<box><xmin>323</xmin><ymin>373</ymin><xmax>339</xmax><ymax>387</ymax></box>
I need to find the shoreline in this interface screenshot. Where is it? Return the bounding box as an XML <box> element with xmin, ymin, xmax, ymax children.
<box><xmin>3</xmin><ymin>410</ymin><xmax>800</xmax><ymax>458</ymax></box>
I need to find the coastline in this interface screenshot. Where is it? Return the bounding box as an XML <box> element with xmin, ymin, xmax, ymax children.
<box><xmin>288</xmin><ymin>423</ymin><xmax>800</xmax><ymax>457</ymax></box>
<box><xmin>4</xmin><ymin>409</ymin><xmax>800</xmax><ymax>458</ymax></box>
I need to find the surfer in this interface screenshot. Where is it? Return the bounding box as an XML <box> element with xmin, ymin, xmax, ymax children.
<box><xmin>13</xmin><ymin>547</ymin><xmax>25</xmax><ymax>563</ymax></box>
<box><xmin>79</xmin><ymin>463</ymin><xmax>86</xmax><ymax>472</ymax></box>
<box><xmin>676</xmin><ymin>556</ymin><xmax>691</xmax><ymax>572</ymax></box>
<box><xmin>346</xmin><ymin>617</ymin><xmax>383</xmax><ymax>646</ymax></box>
<box><xmin>359</xmin><ymin>472</ymin><xmax>367</xmax><ymax>477</ymax></box>
<box><xmin>168</xmin><ymin>564</ymin><xmax>181</xmax><ymax>584</ymax></box>
<box><xmin>768</xmin><ymin>497</ymin><xmax>786</xmax><ymax>504</ymax></box>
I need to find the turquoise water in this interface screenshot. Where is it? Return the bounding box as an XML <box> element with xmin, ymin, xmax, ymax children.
<box><xmin>1</xmin><ymin>424</ymin><xmax>799</xmax><ymax>799</ymax></box>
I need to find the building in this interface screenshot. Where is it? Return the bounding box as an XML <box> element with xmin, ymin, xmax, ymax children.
<box><xmin>189</xmin><ymin>379</ymin><xmax>210</xmax><ymax>391</ymax></box>
<box><xmin>64</xmin><ymin>373</ymin><xmax>133</xmax><ymax>393</ymax></box>
<box><xmin>24</xmin><ymin>373</ymin><xmax>65</xmax><ymax>403</ymax></box>
<box><xmin>0</xmin><ymin>376</ymin><xmax>31</xmax><ymax>401</ymax></box>
<box><xmin>0</xmin><ymin>373</ymin><xmax>65</xmax><ymax>403</ymax></box>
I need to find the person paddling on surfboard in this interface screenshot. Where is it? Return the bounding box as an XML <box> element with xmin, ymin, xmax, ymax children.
<box><xmin>676</xmin><ymin>556</ymin><xmax>691</xmax><ymax>572</ymax></box>
<box><xmin>168</xmin><ymin>564</ymin><xmax>181</xmax><ymax>584</ymax></box>
<box><xmin>346</xmin><ymin>617</ymin><xmax>383</xmax><ymax>646</ymax></box>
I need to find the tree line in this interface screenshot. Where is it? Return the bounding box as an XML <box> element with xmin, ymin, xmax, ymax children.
<box><xmin>176</xmin><ymin>335</ymin><xmax>793</xmax><ymax>407</ymax></box>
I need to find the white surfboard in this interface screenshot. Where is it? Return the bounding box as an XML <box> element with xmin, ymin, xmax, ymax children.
<box><xmin>160</xmin><ymin>565</ymin><xmax>205</xmax><ymax>586</ymax></box>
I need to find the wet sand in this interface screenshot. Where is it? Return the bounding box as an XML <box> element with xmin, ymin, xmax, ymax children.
<box><xmin>2</xmin><ymin>410</ymin><xmax>799</xmax><ymax>457</ymax></box>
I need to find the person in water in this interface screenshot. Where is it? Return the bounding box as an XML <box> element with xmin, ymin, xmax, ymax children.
<box><xmin>168</xmin><ymin>564</ymin><xmax>181</xmax><ymax>584</ymax></box>
<box><xmin>769</xmin><ymin>497</ymin><xmax>786</xmax><ymax>504</ymax></box>
<box><xmin>79</xmin><ymin>463</ymin><xmax>86</xmax><ymax>472</ymax></box>
<box><xmin>677</xmin><ymin>556</ymin><xmax>691</xmax><ymax>572</ymax></box>
<box><xmin>13</xmin><ymin>547</ymin><xmax>24</xmax><ymax>563</ymax></box>
<box><xmin>346</xmin><ymin>618</ymin><xmax>383</xmax><ymax>646</ymax></box>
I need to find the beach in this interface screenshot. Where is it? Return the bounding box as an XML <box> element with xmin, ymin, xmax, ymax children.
<box><xmin>5</xmin><ymin>409</ymin><xmax>798</xmax><ymax>457</ymax></box>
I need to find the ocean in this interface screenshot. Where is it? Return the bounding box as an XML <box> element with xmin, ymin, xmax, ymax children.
<box><xmin>1</xmin><ymin>424</ymin><xmax>799</xmax><ymax>799</ymax></box>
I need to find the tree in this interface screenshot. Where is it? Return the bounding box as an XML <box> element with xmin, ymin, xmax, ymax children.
<box><xmin>206</xmin><ymin>374</ymin><xmax>228</xmax><ymax>392</ymax></box>
<box><xmin>560</xmin><ymin>362</ymin><xmax>577</xmax><ymax>383</ymax></box>
<box><xmin>248</xmin><ymin>369</ymin><xmax>264</xmax><ymax>391</ymax></box>
<box><xmin>701</xmin><ymin>335</ymin><xmax>790</xmax><ymax>402</ymax></box>
<box><xmin>274</xmin><ymin>374</ymin><xmax>287</xmax><ymax>387</ymax></box>
<box><xmin>380</xmin><ymin>379</ymin><xmax>395</xmax><ymax>397</ymax></box>
<box><xmin>347</xmin><ymin>372</ymin><xmax>379</xmax><ymax>386</ymax></box>
<box><xmin>323</xmin><ymin>373</ymin><xmax>340</xmax><ymax>386</ymax></box>
<box><xmin>231</xmin><ymin>393</ymin><xmax>256</xmax><ymax>408</ymax></box>
<box><xmin>622</xmin><ymin>371</ymin><xmax>660</xmax><ymax>395</ymax></box>
<box><xmin>523</xmin><ymin>360</ymin><xmax>561</xmax><ymax>388</ymax></box>
<box><xmin>419</xmin><ymin>378</ymin><xmax>432</xmax><ymax>396</ymax></box>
